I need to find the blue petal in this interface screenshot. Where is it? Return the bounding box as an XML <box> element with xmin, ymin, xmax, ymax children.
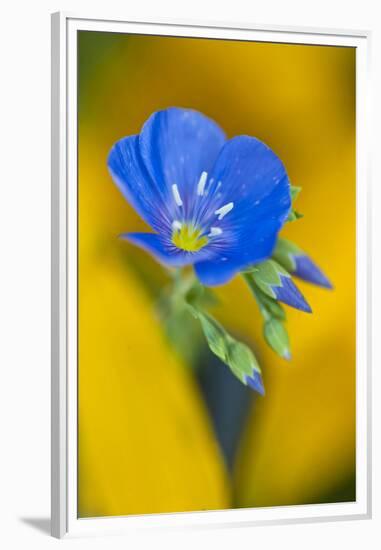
<box><xmin>191</xmin><ymin>136</ymin><xmax>291</xmax><ymax>281</ymax></box>
<box><xmin>139</xmin><ymin>107</ymin><xmax>226</xmax><ymax>218</ymax></box>
<box><xmin>194</xmin><ymin>229</ymin><xmax>278</xmax><ymax>286</ymax></box>
<box><xmin>121</xmin><ymin>232</ymin><xmax>208</xmax><ymax>267</ymax></box>
<box><xmin>194</xmin><ymin>257</ymin><xmax>244</xmax><ymax>286</ymax></box>
<box><xmin>245</xmin><ymin>371</ymin><xmax>265</xmax><ymax>395</ymax></box>
<box><xmin>108</xmin><ymin>135</ymin><xmax>172</xmax><ymax>233</ymax></box>
<box><xmin>201</xmin><ymin>135</ymin><xmax>291</xmax><ymax>231</ymax></box>
<box><xmin>293</xmin><ymin>255</ymin><xmax>333</xmax><ymax>289</ymax></box>
<box><xmin>272</xmin><ymin>275</ymin><xmax>312</xmax><ymax>313</ymax></box>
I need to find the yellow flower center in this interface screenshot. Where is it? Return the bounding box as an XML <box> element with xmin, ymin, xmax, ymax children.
<box><xmin>172</xmin><ymin>224</ymin><xmax>209</xmax><ymax>252</ymax></box>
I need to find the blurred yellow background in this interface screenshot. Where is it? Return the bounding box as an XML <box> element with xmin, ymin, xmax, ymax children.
<box><xmin>78</xmin><ymin>32</ymin><xmax>356</xmax><ymax>517</ymax></box>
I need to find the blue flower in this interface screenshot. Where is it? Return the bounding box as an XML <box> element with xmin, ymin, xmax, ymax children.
<box><xmin>108</xmin><ymin>107</ymin><xmax>291</xmax><ymax>286</ymax></box>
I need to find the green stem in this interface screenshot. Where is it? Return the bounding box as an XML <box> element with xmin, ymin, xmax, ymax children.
<box><xmin>242</xmin><ymin>273</ymin><xmax>271</xmax><ymax>321</ymax></box>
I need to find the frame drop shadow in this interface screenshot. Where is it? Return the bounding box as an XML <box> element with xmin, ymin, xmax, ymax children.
<box><xmin>20</xmin><ymin>517</ymin><xmax>51</xmax><ymax>535</ymax></box>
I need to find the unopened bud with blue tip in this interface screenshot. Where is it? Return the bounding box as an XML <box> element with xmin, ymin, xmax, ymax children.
<box><xmin>273</xmin><ymin>238</ymin><xmax>333</xmax><ymax>289</ymax></box>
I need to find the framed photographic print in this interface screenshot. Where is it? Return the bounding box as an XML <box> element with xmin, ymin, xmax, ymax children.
<box><xmin>51</xmin><ymin>12</ymin><xmax>371</xmax><ymax>539</ymax></box>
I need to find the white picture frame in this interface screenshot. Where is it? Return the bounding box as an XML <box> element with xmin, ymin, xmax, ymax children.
<box><xmin>51</xmin><ymin>11</ymin><xmax>372</xmax><ymax>539</ymax></box>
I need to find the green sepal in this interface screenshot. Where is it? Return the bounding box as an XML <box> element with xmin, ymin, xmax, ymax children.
<box><xmin>243</xmin><ymin>272</ymin><xmax>290</xmax><ymax>359</ymax></box>
<box><xmin>290</xmin><ymin>185</ymin><xmax>302</xmax><ymax>201</ymax></box>
<box><xmin>264</xmin><ymin>318</ymin><xmax>291</xmax><ymax>360</ymax></box>
<box><xmin>272</xmin><ymin>237</ymin><xmax>302</xmax><ymax>272</ymax></box>
<box><xmin>244</xmin><ymin>273</ymin><xmax>286</xmax><ymax>321</ymax></box>
<box><xmin>286</xmin><ymin>185</ymin><xmax>303</xmax><ymax>223</ymax></box>
<box><xmin>287</xmin><ymin>209</ymin><xmax>304</xmax><ymax>223</ymax></box>
<box><xmin>258</xmin><ymin>292</ymin><xmax>286</xmax><ymax>320</ymax></box>
<box><xmin>246</xmin><ymin>259</ymin><xmax>290</xmax><ymax>299</ymax></box>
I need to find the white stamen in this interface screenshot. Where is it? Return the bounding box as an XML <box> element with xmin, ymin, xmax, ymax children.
<box><xmin>171</xmin><ymin>184</ymin><xmax>183</xmax><ymax>207</ymax></box>
<box><xmin>172</xmin><ymin>220</ymin><xmax>182</xmax><ymax>231</ymax></box>
<box><xmin>215</xmin><ymin>202</ymin><xmax>234</xmax><ymax>220</ymax></box>
<box><xmin>197</xmin><ymin>171</ymin><xmax>208</xmax><ymax>196</ymax></box>
<box><xmin>208</xmin><ymin>227</ymin><xmax>222</xmax><ymax>237</ymax></box>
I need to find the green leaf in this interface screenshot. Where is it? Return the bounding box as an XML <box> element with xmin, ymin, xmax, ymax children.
<box><xmin>191</xmin><ymin>308</ymin><xmax>261</xmax><ymax>386</ymax></box>
<box><xmin>264</xmin><ymin>318</ymin><xmax>291</xmax><ymax>360</ymax></box>
<box><xmin>247</xmin><ymin>260</ymin><xmax>290</xmax><ymax>299</ymax></box>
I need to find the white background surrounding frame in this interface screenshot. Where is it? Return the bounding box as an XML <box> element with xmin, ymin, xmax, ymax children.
<box><xmin>53</xmin><ymin>12</ymin><xmax>371</xmax><ymax>539</ymax></box>
<box><xmin>0</xmin><ymin>1</ymin><xmax>380</xmax><ymax>549</ymax></box>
